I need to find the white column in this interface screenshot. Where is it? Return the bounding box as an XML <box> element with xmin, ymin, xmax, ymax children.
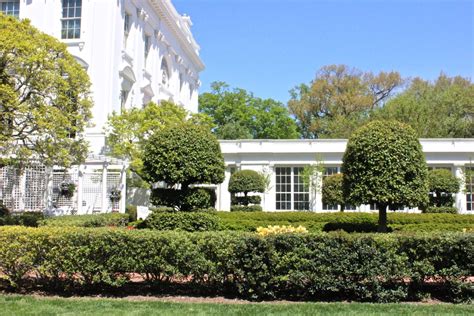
<box><xmin>77</xmin><ymin>166</ymin><xmax>84</xmax><ymax>215</ymax></box>
<box><xmin>220</xmin><ymin>168</ymin><xmax>232</xmax><ymax>211</ymax></box>
<box><xmin>263</xmin><ymin>164</ymin><xmax>276</xmax><ymax>212</ymax></box>
<box><xmin>454</xmin><ymin>164</ymin><xmax>466</xmax><ymax>214</ymax></box>
<box><xmin>119</xmin><ymin>166</ymin><xmax>127</xmax><ymax>213</ymax></box>
<box><xmin>101</xmin><ymin>163</ymin><xmax>108</xmax><ymax>213</ymax></box>
<box><xmin>18</xmin><ymin>169</ymin><xmax>26</xmax><ymax>211</ymax></box>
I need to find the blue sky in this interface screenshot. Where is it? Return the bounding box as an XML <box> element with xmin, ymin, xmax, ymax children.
<box><xmin>174</xmin><ymin>0</ymin><xmax>473</xmax><ymax>104</ymax></box>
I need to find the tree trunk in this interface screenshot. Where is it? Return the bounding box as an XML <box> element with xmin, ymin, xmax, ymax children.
<box><xmin>377</xmin><ymin>203</ymin><xmax>388</xmax><ymax>233</ymax></box>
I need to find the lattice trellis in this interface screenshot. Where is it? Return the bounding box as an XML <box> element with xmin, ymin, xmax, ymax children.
<box><xmin>107</xmin><ymin>172</ymin><xmax>121</xmax><ymax>211</ymax></box>
<box><xmin>52</xmin><ymin>170</ymin><xmax>78</xmax><ymax>211</ymax></box>
<box><xmin>83</xmin><ymin>172</ymin><xmax>103</xmax><ymax>213</ymax></box>
<box><xmin>24</xmin><ymin>165</ymin><xmax>47</xmax><ymax>211</ymax></box>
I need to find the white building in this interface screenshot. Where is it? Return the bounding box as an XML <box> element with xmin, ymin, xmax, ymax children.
<box><xmin>216</xmin><ymin>139</ymin><xmax>474</xmax><ymax>214</ymax></box>
<box><xmin>0</xmin><ymin>0</ymin><xmax>204</xmax><ymax>214</ymax></box>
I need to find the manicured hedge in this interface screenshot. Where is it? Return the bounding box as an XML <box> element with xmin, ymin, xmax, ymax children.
<box><xmin>217</xmin><ymin>212</ymin><xmax>474</xmax><ymax>233</ymax></box>
<box><xmin>139</xmin><ymin>211</ymin><xmax>219</xmax><ymax>232</ymax></box>
<box><xmin>0</xmin><ymin>212</ymin><xmax>44</xmax><ymax>227</ymax></box>
<box><xmin>0</xmin><ymin>227</ymin><xmax>471</xmax><ymax>302</ymax></box>
<box><xmin>39</xmin><ymin>213</ymin><xmax>129</xmax><ymax>227</ymax></box>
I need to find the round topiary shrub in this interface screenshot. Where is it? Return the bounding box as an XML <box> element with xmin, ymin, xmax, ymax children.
<box><xmin>427</xmin><ymin>169</ymin><xmax>460</xmax><ymax>208</ymax></box>
<box><xmin>151</xmin><ymin>187</ymin><xmax>216</xmax><ymax>211</ymax></box>
<box><xmin>342</xmin><ymin>120</ymin><xmax>429</xmax><ymax>232</ymax></box>
<box><xmin>322</xmin><ymin>173</ymin><xmax>344</xmax><ymax>211</ymax></box>
<box><xmin>228</xmin><ymin>170</ymin><xmax>265</xmax><ymax>196</ymax></box>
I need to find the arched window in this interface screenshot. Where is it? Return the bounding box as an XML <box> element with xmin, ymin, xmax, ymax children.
<box><xmin>161</xmin><ymin>58</ymin><xmax>169</xmax><ymax>87</ymax></box>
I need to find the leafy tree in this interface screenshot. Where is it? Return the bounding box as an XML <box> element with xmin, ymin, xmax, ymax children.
<box><xmin>342</xmin><ymin>120</ymin><xmax>429</xmax><ymax>232</ymax></box>
<box><xmin>0</xmin><ymin>15</ymin><xmax>92</xmax><ymax>167</ymax></box>
<box><xmin>374</xmin><ymin>74</ymin><xmax>474</xmax><ymax>138</ymax></box>
<box><xmin>199</xmin><ymin>81</ymin><xmax>300</xmax><ymax>139</ymax></box>
<box><xmin>301</xmin><ymin>155</ymin><xmax>325</xmax><ymax>210</ymax></box>
<box><xmin>105</xmin><ymin>101</ymin><xmax>212</xmax><ymax>181</ymax></box>
<box><xmin>228</xmin><ymin>169</ymin><xmax>265</xmax><ymax>211</ymax></box>
<box><xmin>143</xmin><ymin>123</ymin><xmax>225</xmax><ymax>199</ymax></box>
<box><xmin>288</xmin><ymin>65</ymin><xmax>403</xmax><ymax>138</ymax></box>
<box><xmin>427</xmin><ymin>169</ymin><xmax>460</xmax><ymax>207</ymax></box>
<box><xmin>322</xmin><ymin>173</ymin><xmax>345</xmax><ymax>212</ymax></box>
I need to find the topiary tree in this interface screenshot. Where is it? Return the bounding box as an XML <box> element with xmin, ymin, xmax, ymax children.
<box><xmin>342</xmin><ymin>120</ymin><xmax>429</xmax><ymax>232</ymax></box>
<box><xmin>228</xmin><ymin>170</ymin><xmax>265</xmax><ymax>210</ymax></box>
<box><xmin>142</xmin><ymin>123</ymin><xmax>225</xmax><ymax>211</ymax></box>
<box><xmin>322</xmin><ymin>173</ymin><xmax>345</xmax><ymax>212</ymax></box>
<box><xmin>427</xmin><ymin>169</ymin><xmax>460</xmax><ymax>208</ymax></box>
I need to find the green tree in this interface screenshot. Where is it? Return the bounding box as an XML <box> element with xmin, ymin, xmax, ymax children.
<box><xmin>105</xmin><ymin>101</ymin><xmax>212</xmax><ymax>181</ymax></box>
<box><xmin>322</xmin><ymin>173</ymin><xmax>345</xmax><ymax>212</ymax></box>
<box><xmin>342</xmin><ymin>120</ymin><xmax>429</xmax><ymax>232</ymax></box>
<box><xmin>0</xmin><ymin>14</ymin><xmax>92</xmax><ymax>167</ymax></box>
<box><xmin>288</xmin><ymin>65</ymin><xmax>403</xmax><ymax>138</ymax></box>
<box><xmin>302</xmin><ymin>154</ymin><xmax>325</xmax><ymax>210</ymax></box>
<box><xmin>427</xmin><ymin>169</ymin><xmax>460</xmax><ymax>207</ymax></box>
<box><xmin>142</xmin><ymin>123</ymin><xmax>225</xmax><ymax>191</ymax></box>
<box><xmin>199</xmin><ymin>81</ymin><xmax>300</xmax><ymax>139</ymax></box>
<box><xmin>374</xmin><ymin>74</ymin><xmax>474</xmax><ymax>137</ymax></box>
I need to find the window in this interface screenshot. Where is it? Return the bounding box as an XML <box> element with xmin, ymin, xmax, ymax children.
<box><xmin>466</xmin><ymin>167</ymin><xmax>474</xmax><ymax>211</ymax></box>
<box><xmin>1</xmin><ymin>1</ymin><xmax>19</xmax><ymax>18</ymax></box>
<box><xmin>144</xmin><ymin>35</ymin><xmax>151</xmax><ymax>61</ymax></box>
<box><xmin>276</xmin><ymin>167</ymin><xmax>309</xmax><ymax>211</ymax></box>
<box><xmin>123</xmin><ymin>12</ymin><xmax>131</xmax><ymax>47</ymax></box>
<box><xmin>322</xmin><ymin>167</ymin><xmax>338</xmax><ymax>211</ymax></box>
<box><xmin>161</xmin><ymin>59</ymin><xmax>169</xmax><ymax>86</ymax></box>
<box><xmin>61</xmin><ymin>0</ymin><xmax>82</xmax><ymax>39</ymax></box>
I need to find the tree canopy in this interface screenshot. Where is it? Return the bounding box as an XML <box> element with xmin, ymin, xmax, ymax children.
<box><xmin>0</xmin><ymin>14</ymin><xmax>92</xmax><ymax>167</ymax></box>
<box><xmin>373</xmin><ymin>74</ymin><xmax>474</xmax><ymax>138</ymax></box>
<box><xmin>427</xmin><ymin>169</ymin><xmax>460</xmax><ymax>207</ymax></box>
<box><xmin>288</xmin><ymin>65</ymin><xmax>403</xmax><ymax>139</ymax></box>
<box><xmin>105</xmin><ymin>101</ymin><xmax>212</xmax><ymax>179</ymax></box>
<box><xmin>199</xmin><ymin>81</ymin><xmax>300</xmax><ymax>139</ymax></box>
<box><xmin>342</xmin><ymin>120</ymin><xmax>429</xmax><ymax>232</ymax></box>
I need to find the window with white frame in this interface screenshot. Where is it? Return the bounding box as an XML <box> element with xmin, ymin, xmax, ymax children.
<box><xmin>61</xmin><ymin>0</ymin><xmax>82</xmax><ymax>39</ymax></box>
<box><xmin>466</xmin><ymin>167</ymin><xmax>474</xmax><ymax>211</ymax></box>
<box><xmin>1</xmin><ymin>1</ymin><xmax>19</xmax><ymax>18</ymax></box>
<box><xmin>144</xmin><ymin>35</ymin><xmax>151</xmax><ymax>61</ymax></box>
<box><xmin>123</xmin><ymin>12</ymin><xmax>131</xmax><ymax>47</ymax></box>
<box><xmin>276</xmin><ymin>167</ymin><xmax>309</xmax><ymax>211</ymax></box>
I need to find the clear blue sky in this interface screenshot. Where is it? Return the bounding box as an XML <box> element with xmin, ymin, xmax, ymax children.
<box><xmin>174</xmin><ymin>0</ymin><xmax>473</xmax><ymax>104</ymax></box>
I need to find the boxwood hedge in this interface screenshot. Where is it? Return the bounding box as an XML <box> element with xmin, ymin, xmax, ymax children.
<box><xmin>0</xmin><ymin>226</ymin><xmax>471</xmax><ymax>302</ymax></box>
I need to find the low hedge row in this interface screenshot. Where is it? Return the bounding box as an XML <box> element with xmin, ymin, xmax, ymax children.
<box><xmin>138</xmin><ymin>211</ymin><xmax>219</xmax><ymax>231</ymax></box>
<box><xmin>39</xmin><ymin>213</ymin><xmax>129</xmax><ymax>227</ymax></box>
<box><xmin>0</xmin><ymin>212</ymin><xmax>44</xmax><ymax>227</ymax></box>
<box><xmin>217</xmin><ymin>212</ymin><xmax>474</xmax><ymax>233</ymax></box>
<box><xmin>0</xmin><ymin>227</ymin><xmax>471</xmax><ymax>302</ymax></box>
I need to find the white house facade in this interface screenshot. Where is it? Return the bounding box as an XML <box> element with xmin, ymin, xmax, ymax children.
<box><xmin>217</xmin><ymin>139</ymin><xmax>474</xmax><ymax>214</ymax></box>
<box><xmin>0</xmin><ymin>0</ymin><xmax>204</xmax><ymax>214</ymax></box>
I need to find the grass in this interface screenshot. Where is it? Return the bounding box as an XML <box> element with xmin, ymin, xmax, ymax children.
<box><xmin>0</xmin><ymin>295</ymin><xmax>472</xmax><ymax>316</ymax></box>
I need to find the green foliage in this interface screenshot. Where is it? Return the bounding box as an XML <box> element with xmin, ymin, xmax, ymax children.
<box><xmin>373</xmin><ymin>74</ymin><xmax>474</xmax><ymax>138</ymax></box>
<box><xmin>105</xmin><ymin>101</ymin><xmax>213</xmax><ymax>180</ymax></box>
<box><xmin>125</xmin><ymin>205</ymin><xmax>137</xmax><ymax>222</ymax></box>
<box><xmin>143</xmin><ymin>123</ymin><xmax>225</xmax><ymax>190</ymax></box>
<box><xmin>216</xmin><ymin>212</ymin><xmax>474</xmax><ymax>233</ymax></box>
<box><xmin>232</xmin><ymin>195</ymin><xmax>261</xmax><ymax>205</ymax></box>
<box><xmin>0</xmin><ymin>15</ymin><xmax>92</xmax><ymax>167</ymax></box>
<box><xmin>0</xmin><ymin>200</ymin><xmax>9</xmax><ymax>217</ymax></box>
<box><xmin>151</xmin><ymin>187</ymin><xmax>217</xmax><ymax>212</ymax></box>
<box><xmin>427</xmin><ymin>169</ymin><xmax>460</xmax><ymax>207</ymax></box>
<box><xmin>230</xmin><ymin>205</ymin><xmax>263</xmax><ymax>212</ymax></box>
<box><xmin>0</xmin><ymin>226</ymin><xmax>471</xmax><ymax>302</ymax></box>
<box><xmin>342</xmin><ymin>120</ymin><xmax>429</xmax><ymax>232</ymax></box>
<box><xmin>288</xmin><ymin>65</ymin><xmax>403</xmax><ymax>138</ymax></box>
<box><xmin>0</xmin><ymin>212</ymin><xmax>44</xmax><ymax>227</ymax></box>
<box><xmin>199</xmin><ymin>81</ymin><xmax>300</xmax><ymax>139</ymax></box>
<box><xmin>39</xmin><ymin>213</ymin><xmax>129</xmax><ymax>227</ymax></box>
<box><xmin>322</xmin><ymin>173</ymin><xmax>344</xmax><ymax>210</ymax></box>
<box><xmin>228</xmin><ymin>170</ymin><xmax>265</xmax><ymax>195</ymax></box>
<box><xmin>423</xmin><ymin>207</ymin><xmax>458</xmax><ymax>214</ymax></box>
<box><xmin>139</xmin><ymin>211</ymin><xmax>219</xmax><ymax>232</ymax></box>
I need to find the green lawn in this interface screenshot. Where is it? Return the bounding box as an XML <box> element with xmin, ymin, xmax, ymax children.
<box><xmin>0</xmin><ymin>295</ymin><xmax>472</xmax><ymax>316</ymax></box>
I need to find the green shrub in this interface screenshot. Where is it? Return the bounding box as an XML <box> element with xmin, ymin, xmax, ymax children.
<box><xmin>342</xmin><ymin>120</ymin><xmax>429</xmax><ymax>232</ymax></box>
<box><xmin>427</xmin><ymin>169</ymin><xmax>460</xmax><ymax>208</ymax></box>
<box><xmin>0</xmin><ymin>212</ymin><xmax>44</xmax><ymax>227</ymax></box>
<box><xmin>40</xmin><ymin>213</ymin><xmax>129</xmax><ymax>227</ymax></box>
<box><xmin>228</xmin><ymin>170</ymin><xmax>265</xmax><ymax>195</ymax></box>
<box><xmin>232</xmin><ymin>195</ymin><xmax>261</xmax><ymax>205</ymax></box>
<box><xmin>0</xmin><ymin>226</ymin><xmax>471</xmax><ymax>302</ymax></box>
<box><xmin>0</xmin><ymin>200</ymin><xmax>10</xmax><ymax>217</ymax></box>
<box><xmin>322</xmin><ymin>221</ymin><xmax>392</xmax><ymax>233</ymax></box>
<box><xmin>151</xmin><ymin>187</ymin><xmax>216</xmax><ymax>211</ymax></box>
<box><xmin>230</xmin><ymin>205</ymin><xmax>263</xmax><ymax>212</ymax></box>
<box><xmin>322</xmin><ymin>173</ymin><xmax>344</xmax><ymax>211</ymax></box>
<box><xmin>423</xmin><ymin>206</ymin><xmax>458</xmax><ymax>214</ymax></box>
<box><xmin>125</xmin><ymin>205</ymin><xmax>137</xmax><ymax>222</ymax></box>
<box><xmin>139</xmin><ymin>211</ymin><xmax>219</xmax><ymax>232</ymax></box>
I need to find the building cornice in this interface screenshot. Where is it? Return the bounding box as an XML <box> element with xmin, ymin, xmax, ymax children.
<box><xmin>148</xmin><ymin>0</ymin><xmax>205</xmax><ymax>72</ymax></box>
